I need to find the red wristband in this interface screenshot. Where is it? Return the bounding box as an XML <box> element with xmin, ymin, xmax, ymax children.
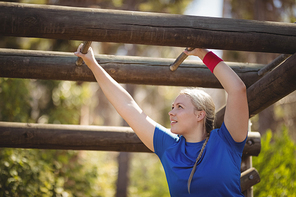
<box><xmin>202</xmin><ymin>51</ymin><xmax>223</xmax><ymax>73</ymax></box>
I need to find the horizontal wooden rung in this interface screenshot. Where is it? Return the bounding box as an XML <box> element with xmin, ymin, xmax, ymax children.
<box><xmin>1</xmin><ymin>2</ymin><xmax>296</xmax><ymax>53</ymax></box>
<box><xmin>0</xmin><ymin>121</ymin><xmax>260</xmax><ymax>156</ymax></box>
<box><xmin>0</xmin><ymin>48</ymin><xmax>263</xmax><ymax>88</ymax></box>
<box><xmin>240</xmin><ymin>167</ymin><xmax>260</xmax><ymax>192</ymax></box>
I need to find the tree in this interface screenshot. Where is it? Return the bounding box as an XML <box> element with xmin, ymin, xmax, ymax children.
<box><xmin>253</xmin><ymin>128</ymin><xmax>296</xmax><ymax>196</ymax></box>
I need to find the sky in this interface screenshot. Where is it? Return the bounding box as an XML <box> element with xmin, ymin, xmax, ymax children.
<box><xmin>184</xmin><ymin>0</ymin><xmax>224</xmax><ymax>17</ymax></box>
<box><xmin>184</xmin><ymin>0</ymin><xmax>224</xmax><ymax>58</ymax></box>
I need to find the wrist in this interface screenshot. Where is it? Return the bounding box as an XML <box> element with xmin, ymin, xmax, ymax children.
<box><xmin>196</xmin><ymin>49</ymin><xmax>209</xmax><ymax>60</ymax></box>
<box><xmin>202</xmin><ymin>51</ymin><xmax>223</xmax><ymax>73</ymax></box>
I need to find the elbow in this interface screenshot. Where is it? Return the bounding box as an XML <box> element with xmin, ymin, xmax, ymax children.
<box><xmin>237</xmin><ymin>82</ymin><xmax>247</xmax><ymax>97</ymax></box>
<box><xmin>238</xmin><ymin>81</ymin><xmax>247</xmax><ymax>93</ymax></box>
<box><xmin>229</xmin><ymin>80</ymin><xmax>247</xmax><ymax>96</ymax></box>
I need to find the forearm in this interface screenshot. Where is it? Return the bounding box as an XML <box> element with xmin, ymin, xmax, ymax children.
<box><xmin>213</xmin><ymin>62</ymin><xmax>246</xmax><ymax>95</ymax></box>
<box><xmin>74</xmin><ymin>45</ymin><xmax>156</xmax><ymax>151</ymax></box>
<box><xmin>88</xmin><ymin>61</ymin><xmax>140</xmax><ymax>115</ymax></box>
<box><xmin>188</xmin><ymin>48</ymin><xmax>246</xmax><ymax>94</ymax></box>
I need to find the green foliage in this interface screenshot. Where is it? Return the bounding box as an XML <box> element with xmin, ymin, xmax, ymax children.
<box><xmin>0</xmin><ymin>149</ymin><xmax>105</xmax><ymax>197</ymax></box>
<box><xmin>0</xmin><ymin>78</ymin><xmax>32</xmax><ymax>122</ymax></box>
<box><xmin>0</xmin><ymin>77</ymin><xmax>104</xmax><ymax>196</ymax></box>
<box><xmin>129</xmin><ymin>153</ymin><xmax>169</xmax><ymax>197</ymax></box>
<box><xmin>39</xmin><ymin>80</ymin><xmax>90</xmax><ymax>124</ymax></box>
<box><xmin>253</xmin><ymin>128</ymin><xmax>296</xmax><ymax>197</ymax></box>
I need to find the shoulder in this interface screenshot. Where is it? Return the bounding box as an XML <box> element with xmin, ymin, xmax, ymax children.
<box><xmin>154</xmin><ymin>124</ymin><xmax>179</xmax><ymax>144</ymax></box>
<box><xmin>215</xmin><ymin>122</ymin><xmax>247</xmax><ymax>154</ymax></box>
<box><xmin>153</xmin><ymin>124</ymin><xmax>179</xmax><ymax>156</ymax></box>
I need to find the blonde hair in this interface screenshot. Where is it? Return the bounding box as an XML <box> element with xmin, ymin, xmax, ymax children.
<box><xmin>179</xmin><ymin>88</ymin><xmax>216</xmax><ymax>194</ymax></box>
<box><xmin>179</xmin><ymin>88</ymin><xmax>215</xmax><ymax>134</ymax></box>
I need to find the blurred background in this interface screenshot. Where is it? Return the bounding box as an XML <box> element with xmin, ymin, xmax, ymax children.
<box><xmin>0</xmin><ymin>0</ymin><xmax>295</xmax><ymax>196</ymax></box>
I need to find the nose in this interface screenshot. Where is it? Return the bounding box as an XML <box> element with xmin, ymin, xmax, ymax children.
<box><xmin>168</xmin><ymin>109</ymin><xmax>174</xmax><ymax>116</ymax></box>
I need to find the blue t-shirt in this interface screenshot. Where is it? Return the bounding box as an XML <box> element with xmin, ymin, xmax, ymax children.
<box><xmin>153</xmin><ymin>122</ymin><xmax>246</xmax><ymax>197</ymax></box>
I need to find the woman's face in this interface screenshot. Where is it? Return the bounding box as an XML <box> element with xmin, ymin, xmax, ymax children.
<box><xmin>168</xmin><ymin>94</ymin><xmax>199</xmax><ymax>136</ymax></box>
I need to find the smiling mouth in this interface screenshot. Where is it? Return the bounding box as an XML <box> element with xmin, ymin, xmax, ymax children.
<box><xmin>171</xmin><ymin>121</ymin><xmax>177</xmax><ymax>124</ymax></box>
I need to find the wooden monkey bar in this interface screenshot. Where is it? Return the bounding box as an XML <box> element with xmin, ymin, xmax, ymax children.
<box><xmin>0</xmin><ymin>121</ymin><xmax>261</xmax><ymax>156</ymax></box>
<box><xmin>0</xmin><ymin>48</ymin><xmax>263</xmax><ymax>88</ymax></box>
<box><xmin>1</xmin><ymin>2</ymin><xmax>296</xmax><ymax>53</ymax></box>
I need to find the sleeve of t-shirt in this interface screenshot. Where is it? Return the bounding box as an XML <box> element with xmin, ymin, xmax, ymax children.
<box><xmin>153</xmin><ymin>124</ymin><xmax>179</xmax><ymax>158</ymax></box>
<box><xmin>217</xmin><ymin>122</ymin><xmax>247</xmax><ymax>154</ymax></box>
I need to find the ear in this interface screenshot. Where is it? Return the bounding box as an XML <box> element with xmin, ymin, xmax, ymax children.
<box><xmin>196</xmin><ymin>111</ymin><xmax>206</xmax><ymax>122</ymax></box>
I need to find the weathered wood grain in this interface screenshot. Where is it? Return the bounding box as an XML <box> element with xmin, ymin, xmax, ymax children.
<box><xmin>0</xmin><ymin>121</ymin><xmax>260</xmax><ymax>156</ymax></box>
<box><xmin>0</xmin><ymin>48</ymin><xmax>263</xmax><ymax>88</ymax></box>
<box><xmin>1</xmin><ymin>2</ymin><xmax>296</xmax><ymax>53</ymax></box>
<box><xmin>241</xmin><ymin>168</ymin><xmax>260</xmax><ymax>192</ymax></box>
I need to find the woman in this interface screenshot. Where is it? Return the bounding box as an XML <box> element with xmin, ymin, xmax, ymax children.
<box><xmin>74</xmin><ymin>45</ymin><xmax>249</xmax><ymax>196</ymax></box>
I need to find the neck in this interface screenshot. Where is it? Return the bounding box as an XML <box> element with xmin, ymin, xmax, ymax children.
<box><xmin>183</xmin><ymin>125</ymin><xmax>207</xmax><ymax>143</ymax></box>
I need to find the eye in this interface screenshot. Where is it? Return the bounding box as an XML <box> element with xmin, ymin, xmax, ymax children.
<box><xmin>178</xmin><ymin>105</ymin><xmax>183</xmax><ymax>109</ymax></box>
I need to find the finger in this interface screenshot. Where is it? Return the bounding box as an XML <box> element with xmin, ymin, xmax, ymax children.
<box><xmin>74</xmin><ymin>51</ymin><xmax>81</xmax><ymax>57</ymax></box>
<box><xmin>88</xmin><ymin>47</ymin><xmax>93</xmax><ymax>54</ymax></box>
<box><xmin>185</xmin><ymin>48</ymin><xmax>198</xmax><ymax>55</ymax></box>
<box><xmin>76</xmin><ymin>43</ymin><xmax>84</xmax><ymax>53</ymax></box>
<box><xmin>74</xmin><ymin>43</ymin><xmax>84</xmax><ymax>56</ymax></box>
<box><xmin>184</xmin><ymin>50</ymin><xmax>192</xmax><ymax>55</ymax></box>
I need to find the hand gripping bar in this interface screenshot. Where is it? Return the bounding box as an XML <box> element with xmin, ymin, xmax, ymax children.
<box><xmin>76</xmin><ymin>41</ymin><xmax>92</xmax><ymax>66</ymax></box>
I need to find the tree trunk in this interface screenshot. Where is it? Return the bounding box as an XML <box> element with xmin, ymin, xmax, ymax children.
<box><xmin>116</xmin><ymin>152</ymin><xmax>131</xmax><ymax>197</ymax></box>
<box><xmin>116</xmin><ymin>43</ymin><xmax>137</xmax><ymax>196</ymax></box>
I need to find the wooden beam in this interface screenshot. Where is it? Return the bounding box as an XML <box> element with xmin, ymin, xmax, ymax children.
<box><xmin>1</xmin><ymin>2</ymin><xmax>296</xmax><ymax>53</ymax></box>
<box><xmin>258</xmin><ymin>54</ymin><xmax>291</xmax><ymax>76</ymax></box>
<box><xmin>241</xmin><ymin>156</ymin><xmax>254</xmax><ymax>197</ymax></box>
<box><xmin>248</xmin><ymin>53</ymin><xmax>296</xmax><ymax>116</ymax></box>
<box><xmin>215</xmin><ymin>53</ymin><xmax>296</xmax><ymax>128</ymax></box>
<box><xmin>0</xmin><ymin>48</ymin><xmax>263</xmax><ymax>88</ymax></box>
<box><xmin>0</xmin><ymin>121</ymin><xmax>149</xmax><ymax>152</ymax></box>
<box><xmin>0</xmin><ymin>121</ymin><xmax>260</xmax><ymax>156</ymax></box>
<box><xmin>243</xmin><ymin>132</ymin><xmax>261</xmax><ymax>157</ymax></box>
<box><xmin>240</xmin><ymin>168</ymin><xmax>260</xmax><ymax>192</ymax></box>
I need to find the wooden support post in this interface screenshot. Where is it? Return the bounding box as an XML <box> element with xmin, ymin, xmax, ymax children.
<box><xmin>0</xmin><ymin>121</ymin><xmax>260</xmax><ymax>156</ymax></box>
<box><xmin>0</xmin><ymin>48</ymin><xmax>263</xmax><ymax>88</ymax></box>
<box><xmin>215</xmin><ymin>53</ymin><xmax>296</xmax><ymax>128</ymax></box>
<box><xmin>1</xmin><ymin>2</ymin><xmax>296</xmax><ymax>53</ymax></box>
<box><xmin>241</xmin><ymin>156</ymin><xmax>254</xmax><ymax>197</ymax></box>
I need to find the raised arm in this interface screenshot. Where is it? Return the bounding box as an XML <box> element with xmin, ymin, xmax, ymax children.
<box><xmin>185</xmin><ymin>49</ymin><xmax>249</xmax><ymax>142</ymax></box>
<box><xmin>74</xmin><ymin>44</ymin><xmax>156</xmax><ymax>151</ymax></box>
